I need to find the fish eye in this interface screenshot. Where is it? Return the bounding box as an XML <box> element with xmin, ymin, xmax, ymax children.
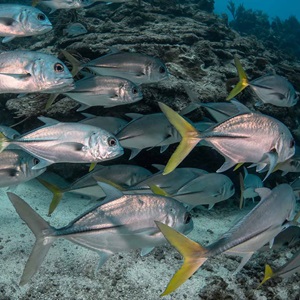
<box><xmin>108</xmin><ymin>137</ymin><xmax>117</xmax><ymax>147</ymax></box>
<box><xmin>37</xmin><ymin>13</ymin><xmax>46</xmax><ymax>21</ymax></box>
<box><xmin>159</xmin><ymin>66</ymin><xmax>166</xmax><ymax>74</ymax></box>
<box><xmin>33</xmin><ymin>158</ymin><xmax>39</xmax><ymax>165</ymax></box>
<box><xmin>54</xmin><ymin>63</ymin><xmax>64</xmax><ymax>73</ymax></box>
<box><xmin>290</xmin><ymin>139</ymin><xmax>295</xmax><ymax>148</ymax></box>
<box><xmin>184</xmin><ymin>212</ymin><xmax>192</xmax><ymax>224</ymax></box>
<box><xmin>132</xmin><ymin>87</ymin><xmax>138</xmax><ymax>94</ymax></box>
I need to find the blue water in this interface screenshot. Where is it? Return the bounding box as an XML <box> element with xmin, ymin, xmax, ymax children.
<box><xmin>214</xmin><ymin>0</ymin><xmax>300</xmax><ymax>20</ymax></box>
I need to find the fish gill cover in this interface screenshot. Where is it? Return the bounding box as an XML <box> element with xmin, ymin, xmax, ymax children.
<box><xmin>0</xmin><ymin>0</ymin><xmax>299</xmax><ymax>299</ymax></box>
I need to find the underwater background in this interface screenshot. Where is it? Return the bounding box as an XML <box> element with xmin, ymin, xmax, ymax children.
<box><xmin>0</xmin><ymin>0</ymin><xmax>299</xmax><ymax>299</ymax></box>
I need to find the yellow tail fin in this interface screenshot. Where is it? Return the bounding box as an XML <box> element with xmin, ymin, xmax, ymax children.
<box><xmin>158</xmin><ymin>102</ymin><xmax>201</xmax><ymax>175</ymax></box>
<box><xmin>149</xmin><ymin>185</ymin><xmax>170</xmax><ymax>196</ymax></box>
<box><xmin>37</xmin><ymin>178</ymin><xmax>64</xmax><ymax>216</ymax></box>
<box><xmin>92</xmin><ymin>175</ymin><xmax>125</xmax><ymax>191</ymax></box>
<box><xmin>226</xmin><ymin>56</ymin><xmax>249</xmax><ymax>100</ymax></box>
<box><xmin>155</xmin><ymin>221</ymin><xmax>208</xmax><ymax>295</ymax></box>
<box><xmin>0</xmin><ymin>132</ymin><xmax>10</xmax><ymax>152</ymax></box>
<box><xmin>259</xmin><ymin>264</ymin><xmax>274</xmax><ymax>287</ymax></box>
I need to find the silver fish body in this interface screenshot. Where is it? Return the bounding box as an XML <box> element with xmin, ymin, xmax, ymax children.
<box><xmin>0</xmin><ymin>125</ymin><xmax>19</xmax><ymax>139</ymax></box>
<box><xmin>83</xmin><ymin>51</ymin><xmax>169</xmax><ymax>85</ymax></box>
<box><xmin>0</xmin><ymin>4</ymin><xmax>52</xmax><ymax>43</ymax></box>
<box><xmin>250</xmin><ymin>74</ymin><xmax>298</xmax><ymax>107</ymax></box>
<box><xmin>0</xmin><ymin>51</ymin><xmax>74</xmax><ymax>93</ymax></box>
<box><xmin>201</xmin><ymin>112</ymin><xmax>295</xmax><ymax>175</ymax></box>
<box><xmin>172</xmin><ymin>173</ymin><xmax>235</xmax><ymax>209</ymax></box>
<box><xmin>116</xmin><ymin>113</ymin><xmax>181</xmax><ymax>159</ymax></box>
<box><xmin>63</xmin><ymin>22</ymin><xmax>87</xmax><ymax>37</ymax></box>
<box><xmin>276</xmin><ymin>157</ymin><xmax>300</xmax><ymax>176</ymax></box>
<box><xmin>0</xmin><ymin>150</ymin><xmax>46</xmax><ymax>187</ymax></box>
<box><xmin>129</xmin><ymin>167</ymin><xmax>208</xmax><ymax>195</ymax></box>
<box><xmin>38</xmin><ymin>0</ymin><xmax>93</xmax><ymax>13</ymax></box>
<box><xmin>242</xmin><ymin>167</ymin><xmax>263</xmax><ymax>201</ymax></box>
<box><xmin>65</xmin><ymin>75</ymin><xmax>143</xmax><ymax>110</ymax></box>
<box><xmin>7</xmin><ymin>183</ymin><xmax>193</xmax><ymax>284</ymax></box>
<box><xmin>1</xmin><ymin>118</ymin><xmax>123</xmax><ymax>169</ymax></box>
<box><xmin>80</xmin><ymin>113</ymin><xmax>128</xmax><ymax>134</ymax></box>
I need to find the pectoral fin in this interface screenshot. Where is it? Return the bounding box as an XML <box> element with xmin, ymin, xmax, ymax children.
<box><xmin>2</xmin><ymin>36</ymin><xmax>15</xmax><ymax>43</ymax></box>
<box><xmin>263</xmin><ymin>150</ymin><xmax>278</xmax><ymax>181</ymax></box>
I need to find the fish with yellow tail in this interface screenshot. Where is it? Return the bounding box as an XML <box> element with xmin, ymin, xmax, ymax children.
<box><xmin>156</xmin><ymin>184</ymin><xmax>296</xmax><ymax>295</ymax></box>
<box><xmin>158</xmin><ymin>101</ymin><xmax>295</xmax><ymax>179</ymax></box>
<box><xmin>226</xmin><ymin>56</ymin><xmax>298</xmax><ymax>107</ymax></box>
<box><xmin>260</xmin><ymin>250</ymin><xmax>300</xmax><ymax>286</ymax></box>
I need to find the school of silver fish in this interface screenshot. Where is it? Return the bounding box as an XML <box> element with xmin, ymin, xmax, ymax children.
<box><xmin>0</xmin><ymin>1</ymin><xmax>299</xmax><ymax>297</ymax></box>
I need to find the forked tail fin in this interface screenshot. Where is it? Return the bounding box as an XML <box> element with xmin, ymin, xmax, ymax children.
<box><xmin>226</xmin><ymin>56</ymin><xmax>249</xmax><ymax>100</ymax></box>
<box><xmin>155</xmin><ymin>221</ymin><xmax>209</xmax><ymax>295</ymax></box>
<box><xmin>259</xmin><ymin>264</ymin><xmax>274</xmax><ymax>287</ymax></box>
<box><xmin>7</xmin><ymin>192</ymin><xmax>56</xmax><ymax>285</ymax></box>
<box><xmin>158</xmin><ymin>102</ymin><xmax>201</xmax><ymax>175</ymax></box>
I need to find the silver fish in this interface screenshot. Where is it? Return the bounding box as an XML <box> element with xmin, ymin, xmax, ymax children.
<box><xmin>35</xmin><ymin>0</ymin><xmax>93</xmax><ymax>14</ymax></box>
<box><xmin>38</xmin><ymin>163</ymin><xmax>153</xmax><ymax>215</ymax></box>
<box><xmin>63</xmin><ymin>22</ymin><xmax>87</xmax><ymax>37</ymax></box>
<box><xmin>7</xmin><ymin>182</ymin><xmax>193</xmax><ymax>285</ymax></box>
<box><xmin>129</xmin><ymin>165</ymin><xmax>208</xmax><ymax>195</ymax></box>
<box><xmin>260</xmin><ymin>226</ymin><xmax>300</xmax><ymax>251</ymax></box>
<box><xmin>0</xmin><ymin>4</ymin><xmax>52</xmax><ymax>43</ymax></box>
<box><xmin>0</xmin><ymin>125</ymin><xmax>19</xmax><ymax>139</ymax></box>
<box><xmin>275</xmin><ymin>157</ymin><xmax>300</xmax><ymax>176</ymax></box>
<box><xmin>227</xmin><ymin>56</ymin><xmax>298</xmax><ymax>107</ymax></box>
<box><xmin>82</xmin><ymin>51</ymin><xmax>169</xmax><ymax>85</ymax></box>
<box><xmin>156</xmin><ymin>183</ymin><xmax>296</xmax><ymax>295</ymax></box>
<box><xmin>0</xmin><ymin>50</ymin><xmax>74</xmax><ymax>94</ymax></box>
<box><xmin>64</xmin><ymin>75</ymin><xmax>143</xmax><ymax>111</ymax></box>
<box><xmin>159</xmin><ymin>101</ymin><xmax>295</xmax><ymax>180</ymax></box>
<box><xmin>116</xmin><ymin>113</ymin><xmax>182</xmax><ymax>159</ymax></box>
<box><xmin>260</xmin><ymin>250</ymin><xmax>300</xmax><ymax>285</ymax></box>
<box><xmin>240</xmin><ymin>167</ymin><xmax>263</xmax><ymax>205</ymax></box>
<box><xmin>0</xmin><ymin>150</ymin><xmax>46</xmax><ymax>187</ymax></box>
<box><xmin>80</xmin><ymin>113</ymin><xmax>128</xmax><ymax>134</ymax></box>
<box><xmin>0</xmin><ymin>117</ymin><xmax>123</xmax><ymax>169</ymax></box>
<box><xmin>172</xmin><ymin>173</ymin><xmax>235</xmax><ymax>210</ymax></box>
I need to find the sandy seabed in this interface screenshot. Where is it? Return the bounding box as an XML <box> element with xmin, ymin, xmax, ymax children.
<box><xmin>0</xmin><ymin>179</ymin><xmax>299</xmax><ymax>300</ymax></box>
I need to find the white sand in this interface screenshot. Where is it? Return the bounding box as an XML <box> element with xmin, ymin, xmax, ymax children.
<box><xmin>0</xmin><ymin>180</ymin><xmax>299</xmax><ymax>300</ymax></box>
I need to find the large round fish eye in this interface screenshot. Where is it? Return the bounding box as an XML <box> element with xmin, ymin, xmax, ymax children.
<box><xmin>54</xmin><ymin>63</ymin><xmax>64</xmax><ymax>73</ymax></box>
<box><xmin>290</xmin><ymin>139</ymin><xmax>295</xmax><ymax>148</ymax></box>
<box><xmin>159</xmin><ymin>66</ymin><xmax>166</xmax><ymax>74</ymax></box>
<box><xmin>33</xmin><ymin>158</ymin><xmax>39</xmax><ymax>165</ymax></box>
<box><xmin>37</xmin><ymin>13</ymin><xmax>46</xmax><ymax>21</ymax></box>
<box><xmin>132</xmin><ymin>87</ymin><xmax>138</xmax><ymax>94</ymax></box>
<box><xmin>184</xmin><ymin>212</ymin><xmax>192</xmax><ymax>224</ymax></box>
<box><xmin>108</xmin><ymin>137</ymin><xmax>117</xmax><ymax>147</ymax></box>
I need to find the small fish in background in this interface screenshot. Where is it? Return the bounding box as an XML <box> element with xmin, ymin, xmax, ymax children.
<box><xmin>38</xmin><ymin>164</ymin><xmax>153</xmax><ymax>214</ymax></box>
<box><xmin>275</xmin><ymin>158</ymin><xmax>300</xmax><ymax>176</ymax></box>
<box><xmin>33</xmin><ymin>0</ymin><xmax>94</xmax><ymax>14</ymax></box>
<box><xmin>116</xmin><ymin>112</ymin><xmax>184</xmax><ymax>160</ymax></box>
<box><xmin>79</xmin><ymin>113</ymin><xmax>128</xmax><ymax>134</ymax></box>
<box><xmin>156</xmin><ymin>184</ymin><xmax>296</xmax><ymax>295</ymax></box>
<box><xmin>0</xmin><ymin>125</ymin><xmax>19</xmax><ymax>139</ymax></box>
<box><xmin>0</xmin><ymin>4</ymin><xmax>52</xmax><ymax>43</ymax></box>
<box><xmin>7</xmin><ymin>182</ymin><xmax>193</xmax><ymax>285</ymax></box>
<box><xmin>0</xmin><ymin>150</ymin><xmax>46</xmax><ymax>188</ymax></box>
<box><xmin>227</xmin><ymin>56</ymin><xmax>299</xmax><ymax>107</ymax></box>
<box><xmin>0</xmin><ymin>50</ymin><xmax>74</xmax><ymax>94</ymax></box>
<box><xmin>260</xmin><ymin>250</ymin><xmax>300</xmax><ymax>286</ymax></box>
<box><xmin>63</xmin><ymin>22</ymin><xmax>87</xmax><ymax>37</ymax></box>
<box><xmin>63</xmin><ymin>50</ymin><xmax>169</xmax><ymax>85</ymax></box>
<box><xmin>0</xmin><ymin>117</ymin><xmax>123</xmax><ymax>170</ymax></box>
<box><xmin>239</xmin><ymin>167</ymin><xmax>263</xmax><ymax>208</ymax></box>
<box><xmin>171</xmin><ymin>173</ymin><xmax>235</xmax><ymax>210</ymax></box>
<box><xmin>64</xmin><ymin>75</ymin><xmax>143</xmax><ymax>111</ymax></box>
<box><xmin>129</xmin><ymin>165</ymin><xmax>208</xmax><ymax>195</ymax></box>
<box><xmin>158</xmin><ymin>101</ymin><xmax>295</xmax><ymax>180</ymax></box>
<box><xmin>260</xmin><ymin>226</ymin><xmax>300</xmax><ymax>251</ymax></box>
